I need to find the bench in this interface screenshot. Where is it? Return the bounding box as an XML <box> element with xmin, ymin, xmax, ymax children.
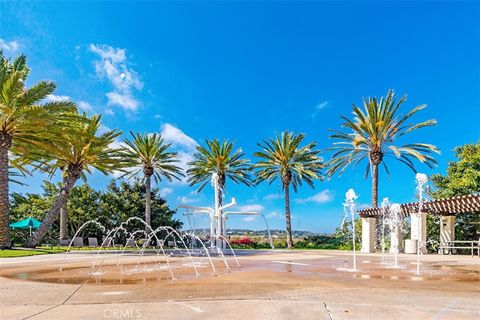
<box><xmin>439</xmin><ymin>240</ymin><xmax>480</xmax><ymax>257</ymax></box>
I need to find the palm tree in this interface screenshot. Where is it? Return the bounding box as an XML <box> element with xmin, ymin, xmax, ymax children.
<box><xmin>187</xmin><ymin>139</ymin><xmax>252</xmax><ymax>208</ymax></box>
<box><xmin>327</xmin><ymin>89</ymin><xmax>440</xmax><ymax>208</ymax></box>
<box><xmin>26</xmin><ymin>113</ymin><xmax>123</xmax><ymax>247</ymax></box>
<box><xmin>253</xmin><ymin>132</ymin><xmax>323</xmax><ymax>248</ymax></box>
<box><xmin>120</xmin><ymin>132</ymin><xmax>183</xmax><ymax>228</ymax></box>
<box><xmin>0</xmin><ymin>52</ymin><xmax>75</xmax><ymax>248</ymax></box>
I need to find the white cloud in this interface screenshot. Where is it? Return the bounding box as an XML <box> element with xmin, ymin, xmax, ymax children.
<box><xmin>106</xmin><ymin>91</ymin><xmax>138</xmax><ymax>111</ymax></box>
<box><xmin>160</xmin><ymin>123</ymin><xmax>198</xmax><ymax>151</ymax></box>
<box><xmin>154</xmin><ymin>114</ymin><xmax>162</xmax><ymax>119</ymax></box>
<box><xmin>159</xmin><ymin>123</ymin><xmax>198</xmax><ymax>183</ymax></box>
<box><xmin>0</xmin><ymin>39</ymin><xmax>19</xmax><ymax>52</ymax></box>
<box><xmin>177</xmin><ymin>195</ymin><xmax>200</xmax><ymax>204</ymax></box>
<box><xmin>238</xmin><ymin>204</ymin><xmax>264</xmax><ymax>212</ymax></box>
<box><xmin>104</xmin><ymin>108</ymin><xmax>115</xmax><ymax>115</ymax></box>
<box><xmin>160</xmin><ymin>187</ymin><xmax>173</xmax><ymax>196</ymax></box>
<box><xmin>312</xmin><ymin>100</ymin><xmax>330</xmax><ymax>119</ymax></box>
<box><xmin>295</xmin><ymin>189</ymin><xmax>334</xmax><ymax>204</ymax></box>
<box><xmin>45</xmin><ymin>94</ymin><xmax>70</xmax><ymax>102</ymax></box>
<box><xmin>242</xmin><ymin>216</ymin><xmax>257</xmax><ymax>222</ymax></box>
<box><xmin>78</xmin><ymin>101</ymin><xmax>95</xmax><ymax>113</ymax></box>
<box><xmin>266</xmin><ymin>211</ymin><xmax>281</xmax><ymax>218</ymax></box>
<box><xmin>89</xmin><ymin>44</ymin><xmax>142</xmax><ymax>111</ymax></box>
<box><xmin>316</xmin><ymin>101</ymin><xmax>329</xmax><ymax>110</ymax></box>
<box><xmin>263</xmin><ymin>193</ymin><xmax>282</xmax><ymax>201</ymax></box>
<box><xmin>173</xmin><ymin>150</ymin><xmax>194</xmax><ymax>176</ymax></box>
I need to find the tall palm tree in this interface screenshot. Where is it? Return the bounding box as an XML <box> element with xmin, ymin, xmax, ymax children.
<box><xmin>26</xmin><ymin>113</ymin><xmax>123</xmax><ymax>247</ymax></box>
<box><xmin>187</xmin><ymin>139</ymin><xmax>252</xmax><ymax>208</ymax></box>
<box><xmin>0</xmin><ymin>52</ymin><xmax>75</xmax><ymax>248</ymax></box>
<box><xmin>327</xmin><ymin>89</ymin><xmax>439</xmax><ymax>208</ymax></box>
<box><xmin>120</xmin><ymin>132</ymin><xmax>183</xmax><ymax>228</ymax></box>
<box><xmin>253</xmin><ymin>132</ymin><xmax>323</xmax><ymax>248</ymax></box>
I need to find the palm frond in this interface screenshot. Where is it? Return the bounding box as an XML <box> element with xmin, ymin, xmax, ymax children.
<box><xmin>253</xmin><ymin>131</ymin><xmax>323</xmax><ymax>192</ymax></box>
<box><xmin>326</xmin><ymin>89</ymin><xmax>439</xmax><ymax>177</ymax></box>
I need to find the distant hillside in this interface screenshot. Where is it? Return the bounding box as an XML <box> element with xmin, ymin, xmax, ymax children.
<box><xmin>184</xmin><ymin>228</ymin><xmax>317</xmax><ymax>237</ymax></box>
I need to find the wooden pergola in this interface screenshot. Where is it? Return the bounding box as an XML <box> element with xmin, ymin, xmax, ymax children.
<box><xmin>358</xmin><ymin>193</ymin><xmax>480</xmax><ymax>255</ymax></box>
<box><xmin>358</xmin><ymin>194</ymin><xmax>480</xmax><ymax>218</ymax></box>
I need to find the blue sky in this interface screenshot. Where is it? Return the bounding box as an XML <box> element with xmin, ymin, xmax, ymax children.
<box><xmin>1</xmin><ymin>1</ymin><xmax>479</xmax><ymax>233</ymax></box>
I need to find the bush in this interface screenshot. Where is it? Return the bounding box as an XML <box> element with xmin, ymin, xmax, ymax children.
<box><xmin>230</xmin><ymin>237</ymin><xmax>256</xmax><ymax>248</ymax></box>
<box><xmin>294</xmin><ymin>234</ymin><xmax>348</xmax><ymax>250</ymax></box>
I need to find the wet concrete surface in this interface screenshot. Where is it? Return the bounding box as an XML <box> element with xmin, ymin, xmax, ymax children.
<box><xmin>0</xmin><ymin>250</ymin><xmax>479</xmax><ymax>319</ymax></box>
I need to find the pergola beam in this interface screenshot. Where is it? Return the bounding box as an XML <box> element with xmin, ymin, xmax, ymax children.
<box><xmin>358</xmin><ymin>194</ymin><xmax>480</xmax><ymax>218</ymax></box>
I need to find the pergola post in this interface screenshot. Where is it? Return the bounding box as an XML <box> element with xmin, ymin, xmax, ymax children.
<box><xmin>361</xmin><ymin>217</ymin><xmax>376</xmax><ymax>253</ymax></box>
<box><xmin>440</xmin><ymin>215</ymin><xmax>455</xmax><ymax>254</ymax></box>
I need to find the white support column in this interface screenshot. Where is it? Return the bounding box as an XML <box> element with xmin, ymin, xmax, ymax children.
<box><xmin>440</xmin><ymin>215</ymin><xmax>455</xmax><ymax>253</ymax></box>
<box><xmin>361</xmin><ymin>217</ymin><xmax>376</xmax><ymax>253</ymax></box>
<box><xmin>411</xmin><ymin>212</ymin><xmax>427</xmax><ymax>254</ymax></box>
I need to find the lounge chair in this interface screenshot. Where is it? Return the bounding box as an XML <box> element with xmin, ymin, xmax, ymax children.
<box><xmin>73</xmin><ymin>237</ymin><xmax>84</xmax><ymax>249</ymax></box>
<box><xmin>125</xmin><ymin>239</ymin><xmax>136</xmax><ymax>247</ymax></box>
<box><xmin>59</xmin><ymin>239</ymin><xmax>70</xmax><ymax>246</ymax></box>
<box><xmin>101</xmin><ymin>237</ymin><xmax>112</xmax><ymax>247</ymax></box>
<box><xmin>88</xmin><ymin>237</ymin><xmax>98</xmax><ymax>249</ymax></box>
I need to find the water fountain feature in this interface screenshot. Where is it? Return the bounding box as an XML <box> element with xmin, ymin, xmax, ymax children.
<box><xmin>380</xmin><ymin>197</ymin><xmax>390</xmax><ymax>264</ymax></box>
<box><xmin>414</xmin><ymin>172</ymin><xmax>428</xmax><ymax>275</ymax></box>
<box><xmin>55</xmin><ymin>212</ymin><xmax>245</xmax><ymax>284</ymax></box>
<box><xmin>60</xmin><ymin>220</ymin><xmax>106</xmax><ymax>271</ymax></box>
<box><xmin>339</xmin><ymin>188</ymin><xmax>359</xmax><ymax>271</ymax></box>
<box><xmin>179</xmin><ymin>173</ymin><xmax>275</xmax><ymax>250</ymax></box>
<box><xmin>388</xmin><ymin>203</ymin><xmax>402</xmax><ymax>268</ymax></box>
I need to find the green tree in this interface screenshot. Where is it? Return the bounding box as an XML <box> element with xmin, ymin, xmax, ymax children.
<box><xmin>253</xmin><ymin>132</ymin><xmax>323</xmax><ymax>248</ymax></box>
<box><xmin>327</xmin><ymin>89</ymin><xmax>439</xmax><ymax>207</ymax></box>
<box><xmin>99</xmin><ymin>179</ymin><xmax>182</xmax><ymax>232</ymax></box>
<box><xmin>0</xmin><ymin>52</ymin><xmax>75</xmax><ymax>248</ymax></box>
<box><xmin>9</xmin><ymin>187</ymin><xmax>55</xmax><ymax>244</ymax></box>
<box><xmin>120</xmin><ymin>132</ymin><xmax>183</xmax><ymax>229</ymax></box>
<box><xmin>9</xmin><ymin>179</ymin><xmax>181</xmax><ymax>245</ymax></box>
<box><xmin>429</xmin><ymin>142</ymin><xmax>480</xmax><ymax>241</ymax></box>
<box><xmin>187</xmin><ymin>139</ymin><xmax>252</xmax><ymax>208</ymax></box>
<box><xmin>26</xmin><ymin>114</ymin><xmax>123</xmax><ymax>246</ymax></box>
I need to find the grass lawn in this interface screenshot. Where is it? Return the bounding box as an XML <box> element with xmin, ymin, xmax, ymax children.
<box><xmin>0</xmin><ymin>247</ymin><xmax>66</xmax><ymax>258</ymax></box>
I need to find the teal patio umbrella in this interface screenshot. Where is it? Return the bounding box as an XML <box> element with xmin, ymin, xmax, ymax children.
<box><xmin>9</xmin><ymin>217</ymin><xmax>42</xmax><ymax>236</ymax></box>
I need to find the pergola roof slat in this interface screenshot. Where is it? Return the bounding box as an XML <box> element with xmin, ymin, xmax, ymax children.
<box><xmin>358</xmin><ymin>194</ymin><xmax>480</xmax><ymax>218</ymax></box>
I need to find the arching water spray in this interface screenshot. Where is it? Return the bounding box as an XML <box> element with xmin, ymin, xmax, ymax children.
<box><xmin>60</xmin><ymin>220</ymin><xmax>105</xmax><ymax>271</ymax></box>
<box><xmin>380</xmin><ymin>198</ymin><xmax>390</xmax><ymax>264</ymax></box>
<box><xmin>260</xmin><ymin>213</ymin><xmax>275</xmax><ymax>249</ymax></box>
<box><xmin>415</xmin><ymin>173</ymin><xmax>428</xmax><ymax>276</ymax></box>
<box><xmin>389</xmin><ymin>203</ymin><xmax>402</xmax><ymax>268</ymax></box>
<box><xmin>344</xmin><ymin>189</ymin><xmax>358</xmax><ymax>271</ymax></box>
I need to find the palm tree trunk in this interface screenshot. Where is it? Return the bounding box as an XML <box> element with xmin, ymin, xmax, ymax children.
<box><xmin>0</xmin><ymin>140</ymin><xmax>10</xmax><ymax>249</ymax></box>
<box><xmin>26</xmin><ymin>174</ymin><xmax>78</xmax><ymax>247</ymax></box>
<box><xmin>371</xmin><ymin>163</ymin><xmax>379</xmax><ymax>208</ymax></box>
<box><xmin>59</xmin><ymin>204</ymin><xmax>68</xmax><ymax>241</ymax></box>
<box><xmin>145</xmin><ymin>174</ymin><xmax>152</xmax><ymax>230</ymax></box>
<box><xmin>284</xmin><ymin>182</ymin><xmax>293</xmax><ymax>248</ymax></box>
<box><xmin>59</xmin><ymin>175</ymin><xmax>68</xmax><ymax>241</ymax></box>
